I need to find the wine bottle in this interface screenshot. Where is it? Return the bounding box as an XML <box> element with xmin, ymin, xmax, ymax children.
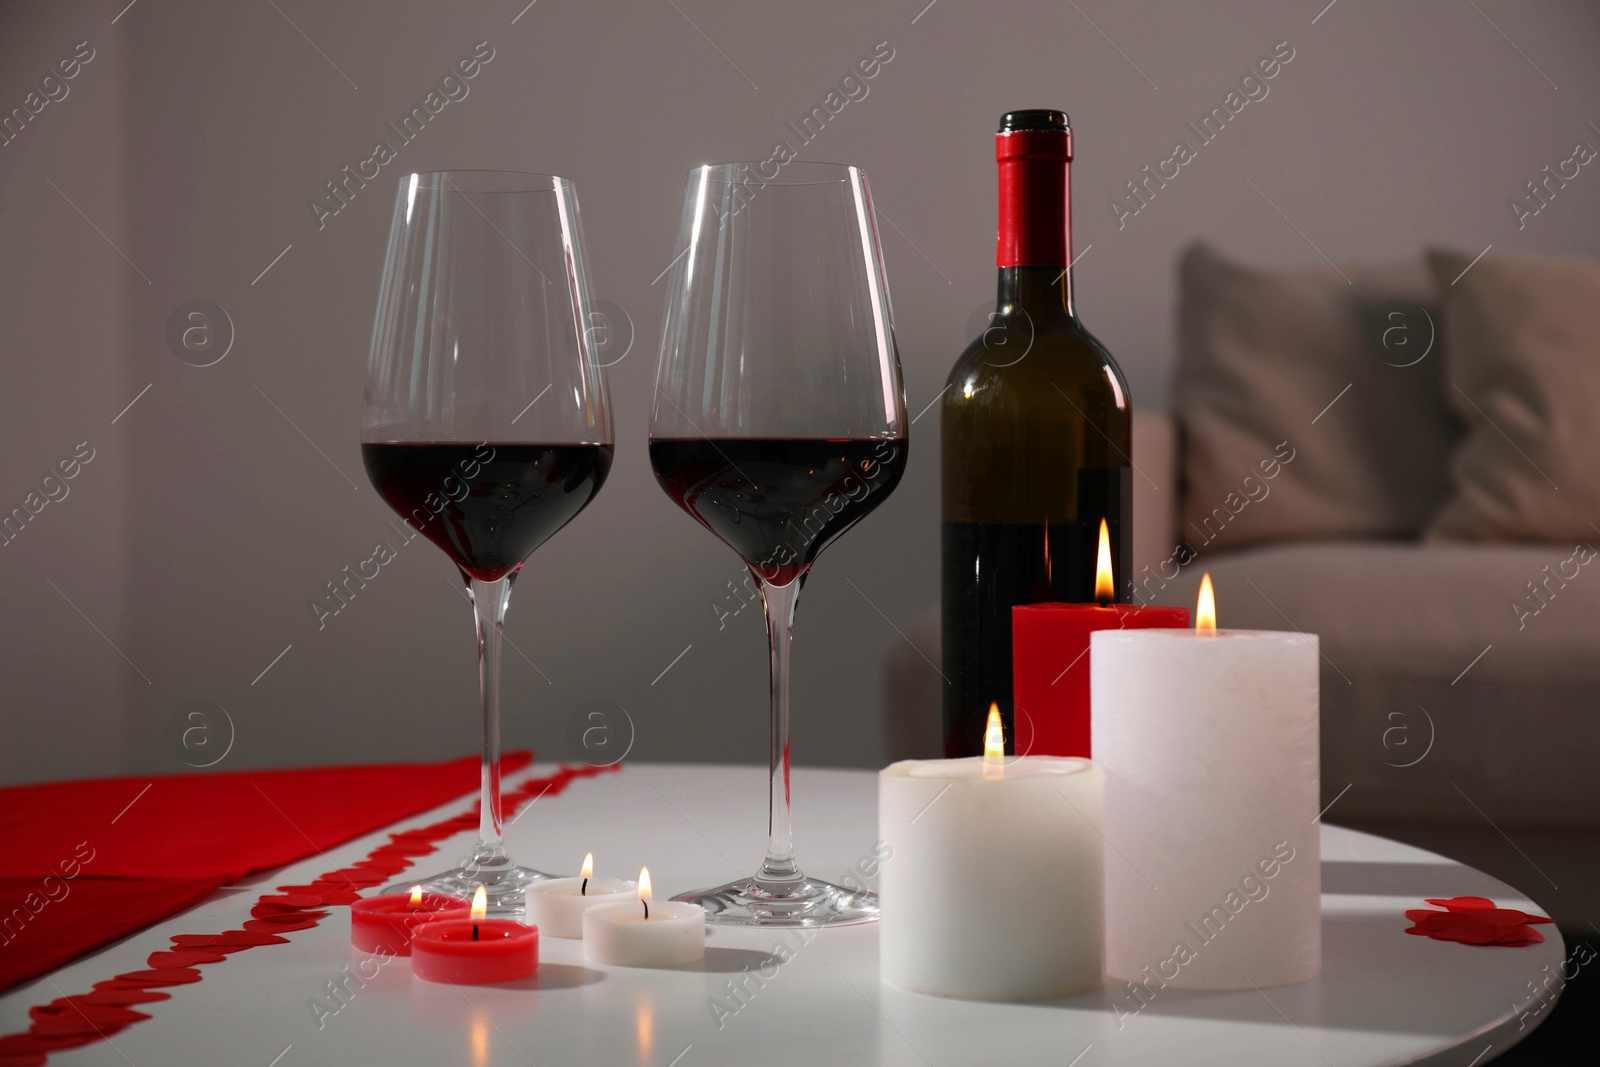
<box><xmin>940</xmin><ymin>109</ymin><xmax>1133</xmax><ymax>757</ymax></box>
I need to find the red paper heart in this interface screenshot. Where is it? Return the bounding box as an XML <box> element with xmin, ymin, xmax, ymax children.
<box><xmin>257</xmin><ymin>893</ymin><xmax>324</xmax><ymax>908</ymax></box>
<box><xmin>250</xmin><ymin>905</ymin><xmax>321</xmax><ymax>917</ymax></box>
<box><xmin>250</xmin><ymin>906</ymin><xmax>329</xmax><ymax>923</ymax></box>
<box><xmin>213</xmin><ymin>930</ymin><xmax>290</xmax><ymax>946</ymax></box>
<box><xmin>303</xmin><ymin>886</ymin><xmax>363</xmax><ymax>905</ymax></box>
<box><xmin>176</xmin><ymin>927</ymin><xmax>289</xmax><ymax>947</ymax></box>
<box><xmin>1425</xmin><ymin>895</ymin><xmax>1495</xmax><ymax>910</ymax></box>
<box><xmin>28</xmin><ymin>1004</ymin><xmax>99</xmax><ymax>1025</ymax></box>
<box><xmin>77</xmin><ymin>989</ymin><xmax>171</xmax><ymax>1007</ymax></box>
<box><xmin>1406</xmin><ymin>923</ymin><xmax>1500</xmax><ymax>945</ymax></box>
<box><xmin>281</xmin><ymin>883</ymin><xmax>328</xmax><ymax>897</ymax></box>
<box><xmin>168</xmin><ymin>934</ymin><xmax>226</xmax><ymax>947</ymax></box>
<box><xmin>146</xmin><ymin>950</ymin><xmax>225</xmax><ymax>969</ymax></box>
<box><xmin>112</xmin><ymin>968</ymin><xmax>202</xmax><ymax>987</ymax></box>
<box><xmin>203</xmin><ymin>942</ymin><xmax>256</xmax><ymax>954</ymax></box>
<box><xmin>243</xmin><ymin>917</ymin><xmax>317</xmax><ymax>933</ymax></box>
<box><xmin>29</xmin><ymin>1006</ymin><xmax>149</xmax><ymax>1036</ymax></box>
<box><xmin>1404</xmin><ymin>897</ymin><xmax>1552</xmax><ymax>946</ymax></box>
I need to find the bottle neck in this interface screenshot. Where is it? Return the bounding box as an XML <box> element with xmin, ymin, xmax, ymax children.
<box><xmin>996</xmin><ymin>265</ymin><xmax>1074</xmax><ymax>322</ymax></box>
<box><xmin>995</xmin><ymin>128</ymin><xmax>1074</xmax><ymax>321</ymax></box>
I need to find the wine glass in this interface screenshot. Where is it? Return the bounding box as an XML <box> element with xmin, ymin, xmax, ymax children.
<box><xmin>650</xmin><ymin>161</ymin><xmax>908</xmax><ymax>926</ymax></box>
<box><xmin>361</xmin><ymin>170</ymin><xmax>612</xmax><ymax>913</ymax></box>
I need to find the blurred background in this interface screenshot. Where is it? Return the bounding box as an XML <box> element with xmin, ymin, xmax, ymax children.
<box><xmin>3</xmin><ymin>0</ymin><xmax>1600</xmax><ymax>785</ymax></box>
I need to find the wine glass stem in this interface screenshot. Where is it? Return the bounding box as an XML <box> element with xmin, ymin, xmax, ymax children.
<box><xmin>468</xmin><ymin>574</ymin><xmax>514</xmax><ymax>871</ymax></box>
<box><xmin>758</xmin><ymin>575</ymin><xmax>801</xmax><ymax>885</ymax></box>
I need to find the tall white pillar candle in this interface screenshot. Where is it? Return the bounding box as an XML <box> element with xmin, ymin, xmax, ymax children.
<box><xmin>1091</xmin><ymin>626</ymin><xmax>1320</xmax><ymax>990</ymax></box>
<box><xmin>879</xmin><ymin>755</ymin><xmax>1104</xmax><ymax>1000</ymax></box>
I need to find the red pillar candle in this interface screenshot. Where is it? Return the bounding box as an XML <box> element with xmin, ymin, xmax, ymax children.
<box><xmin>1012</xmin><ymin>601</ymin><xmax>1189</xmax><ymax>756</ymax></box>
<box><xmin>350</xmin><ymin>887</ymin><xmax>471</xmax><ymax>956</ymax></box>
<box><xmin>412</xmin><ymin>887</ymin><xmax>538</xmax><ymax>984</ymax></box>
<box><xmin>1011</xmin><ymin>519</ymin><xmax>1190</xmax><ymax>757</ymax></box>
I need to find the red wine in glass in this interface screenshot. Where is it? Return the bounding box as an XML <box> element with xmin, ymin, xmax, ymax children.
<box><xmin>363</xmin><ymin>443</ymin><xmax>613</xmax><ymax>582</ymax></box>
<box><xmin>649</xmin><ymin>437</ymin><xmax>905</xmax><ymax>586</ymax></box>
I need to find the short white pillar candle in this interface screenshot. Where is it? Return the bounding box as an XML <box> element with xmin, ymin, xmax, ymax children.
<box><xmin>1091</xmin><ymin>588</ymin><xmax>1320</xmax><ymax>991</ymax></box>
<box><xmin>525</xmin><ymin>879</ymin><xmax>636</xmax><ymax>939</ymax></box>
<box><xmin>879</xmin><ymin>722</ymin><xmax>1104</xmax><ymax>1001</ymax></box>
<box><xmin>582</xmin><ymin>868</ymin><xmax>706</xmax><ymax>967</ymax></box>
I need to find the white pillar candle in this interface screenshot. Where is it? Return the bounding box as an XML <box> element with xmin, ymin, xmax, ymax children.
<box><xmin>582</xmin><ymin>868</ymin><xmax>705</xmax><ymax>967</ymax></box>
<box><xmin>1091</xmin><ymin>592</ymin><xmax>1320</xmax><ymax>991</ymax></box>
<box><xmin>525</xmin><ymin>878</ymin><xmax>636</xmax><ymax>939</ymax></box>
<box><xmin>879</xmin><ymin>729</ymin><xmax>1104</xmax><ymax>1001</ymax></box>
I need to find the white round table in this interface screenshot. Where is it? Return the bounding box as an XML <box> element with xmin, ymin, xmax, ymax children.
<box><xmin>2</xmin><ymin>764</ymin><xmax>1562</xmax><ymax>1066</ymax></box>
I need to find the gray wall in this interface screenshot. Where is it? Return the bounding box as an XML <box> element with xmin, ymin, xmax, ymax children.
<box><xmin>3</xmin><ymin>0</ymin><xmax>1598</xmax><ymax>783</ymax></box>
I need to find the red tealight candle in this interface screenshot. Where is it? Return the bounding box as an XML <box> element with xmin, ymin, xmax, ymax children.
<box><xmin>1012</xmin><ymin>519</ymin><xmax>1189</xmax><ymax>757</ymax></box>
<box><xmin>412</xmin><ymin>886</ymin><xmax>539</xmax><ymax>985</ymax></box>
<box><xmin>351</xmin><ymin>885</ymin><xmax>471</xmax><ymax>956</ymax></box>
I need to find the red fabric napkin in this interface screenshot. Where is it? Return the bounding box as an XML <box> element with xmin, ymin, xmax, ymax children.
<box><xmin>0</xmin><ymin>879</ymin><xmax>225</xmax><ymax>998</ymax></box>
<box><xmin>0</xmin><ymin>753</ymin><xmax>529</xmax><ymax>993</ymax></box>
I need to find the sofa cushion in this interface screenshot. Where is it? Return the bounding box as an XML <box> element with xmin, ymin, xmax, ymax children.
<box><xmin>1426</xmin><ymin>248</ymin><xmax>1600</xmax><ymax>543</ymax></box>
<box><xmin>1139</xmin><ymin>541</ymin><xmax>1600</xmax><ymax>825</ymax></box>
<box><xmin>1173</xmin><ymin>243</ymin><xmax>1459</xmax><ymax>555</ymax></box>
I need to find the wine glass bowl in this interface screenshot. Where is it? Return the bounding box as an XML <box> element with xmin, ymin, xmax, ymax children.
<box><xmin>361</xmin><ymin>170</ymin><xmax>612</xmax><ymax>913</ymax></box>
<box><xmin>650</xmin><ymin>161</ymin><xmax>907</xmax><ymax>926</ymax></box>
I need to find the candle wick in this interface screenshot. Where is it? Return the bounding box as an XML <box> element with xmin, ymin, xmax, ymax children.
<box><xmin>581</xmin><ymin>877</ymin><xmax>588</xmax><ymax>896</ymax></box>
<box><xmin>472</xmin><ymin>923</ymin><xmax>479</xmax><ymax>941</ymax></box>
<box><xmin>642</xmin><ymin>899</ymin><xmax>649</xmax><ymax>921</ymax></box>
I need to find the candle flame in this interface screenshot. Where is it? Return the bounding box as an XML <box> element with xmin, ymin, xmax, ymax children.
<box><xmin>1094</xmin><ymin>518</ymin><xmax>1114</xmax><ymax>603</ymax></box>
<box><xmin>469</xmin><ymin>884</ymin><xmax>488</xmax><ymax>921</ymax></box>
<box><xmin>982</xmin><ymin>703</ymin><xmax>1006</xmax><ymax>778</ymax></box>
<box><xmin>580</xmin><ymin>852</ymin><xmax>594</xmax><ymax>880</ymax></box>
<box><xmin>638</xmin><ymin>867</ymin><xmax>653</xmax><ymax>904</ymax></box>
<box><xmin>408</xmin><ymin>885</ymin><xmax>423</xmax><ymax>906</ymax></box>
<box><xmin>1197</xmin><ymin>573</ymin><xmax>1217</xmax><ymax>635</ymax></box>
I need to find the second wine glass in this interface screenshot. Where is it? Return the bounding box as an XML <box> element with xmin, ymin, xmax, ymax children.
<box><xmin>650</xmin><ymin>161</ymin><xmax>908</xmax><ymax>927</ymax></box>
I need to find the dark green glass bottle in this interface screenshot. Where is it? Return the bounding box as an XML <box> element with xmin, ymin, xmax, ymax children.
<box><xmin>941</xmin><ymin>110</ymin><xmax>1133</xmax><ymax>757</ymax></box>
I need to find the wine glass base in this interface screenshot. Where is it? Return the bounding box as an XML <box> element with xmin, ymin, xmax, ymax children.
<box><xmin>379</xmin><ymin>863</ymin><xmax>561</xmax><ymax>916</ymax></box>
<box><xmin>673</xmin><ymin>875</ymin><xmax>879</xmax><ymax>928</ymax></box>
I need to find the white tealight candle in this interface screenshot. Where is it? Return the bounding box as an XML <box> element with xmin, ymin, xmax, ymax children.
<box><xmin>879</xmin><ymin>708</ymin><xmax>1104</xmax><ymax>1001</ymax></box>
<box><xmin>1091</xmin><ymin>575</ymin><xmax>1321</xmax><ymax>990</ymax></box>
<box><xmin>582</xmin><ymin>868</ymin><xmax>706</xmax><ymax>967</ymax></box>
<box><xmin>525</xmin><ymin>853</ymin><xmax>636</xmax><ymax>939</ymax></box>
